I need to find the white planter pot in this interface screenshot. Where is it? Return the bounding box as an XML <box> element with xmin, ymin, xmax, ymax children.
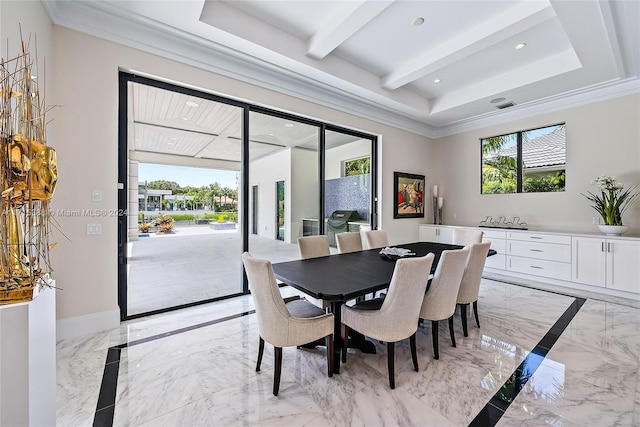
<box><xmin>597</xmin><ymin>224</ymin><xmax>629</xmax><ymax>236</ymax></box>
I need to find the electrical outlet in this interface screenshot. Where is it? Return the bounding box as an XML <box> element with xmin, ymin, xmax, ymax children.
<box><xmin>452</xmin><ymin>213</ymin><xmax>457</xmax><ymax>219</ymax></box>
<box><xmin>592</xmin><ymin>217</ymin><xmax>600</xmax><ymax>224</ymax></box>
<box><xmin>92</xmin><ymin>190</ymin><xmax>102</xmax><ymax>202</ymax></box>
<box><xmin>87</xmin><ymin>223</ymin><xmax>102</xmax><ymax>235</ymax></box>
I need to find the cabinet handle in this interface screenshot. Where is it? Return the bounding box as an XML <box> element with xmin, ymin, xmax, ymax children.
<box><xmin>529</xmin><ymin>249</ymin><xmax>544</xmax><ymax>252</ymax></box>
<box><xmin>607</xmin><ymin>242</ymin><xmax>612</xmax><ymax>252</ymax></box>
<box><xmin>530</xmin><ymin>265</ymin><xmax>543</xmax><ymax>269</ymax></box>
<box><xmin>530</xmin><ymin>236</ymin><xmax>543</xmax><ymax>239</ymax></box>
<box><xmin>601</xmin><ymin>242</ymin><xmax>605</xmax><ymax>252</ymax></box>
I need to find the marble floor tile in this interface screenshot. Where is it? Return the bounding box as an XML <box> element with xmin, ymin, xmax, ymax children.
<box><xmin>56</xmin><ymin>277</ymin><xmax>640</xmax><ymax>426</ymax></box>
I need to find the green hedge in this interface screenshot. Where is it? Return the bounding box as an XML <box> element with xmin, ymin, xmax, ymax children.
<box><xmin>200</xmin><ymin>213</ymin><xmax>238</xmax><ymax>222</ymax></box>
<box><xmin>166</xmin><ymin>214</ymin><xmax>196</xmax><ymax>221</ymax></box>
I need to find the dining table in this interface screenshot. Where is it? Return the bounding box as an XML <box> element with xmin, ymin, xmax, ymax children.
<box><xmin>272</xmin><ymin>241</ymin><xmax>484</xmax><ymax>373</ymax></box>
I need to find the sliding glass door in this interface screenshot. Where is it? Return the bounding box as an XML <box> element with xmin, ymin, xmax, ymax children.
<box><xmin>324</xmin><ymin>129</ymin><xmax>374</xmax><ymax>247</ymax></box>
<box><xmin>247</xmin><ymin>111</ymin><xmax>320</xmax><ymax>264</ymax></box>
<box><xmin>119</xmin><ymin>73</ymin><xmax>378</xmax><ymax>319</ymax></box>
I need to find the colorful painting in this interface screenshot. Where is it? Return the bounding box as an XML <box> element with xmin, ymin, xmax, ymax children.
<box><xmin>393</xmin><ymin>172</ymin><xmax>425</xmax><ymax>219</ymax></box>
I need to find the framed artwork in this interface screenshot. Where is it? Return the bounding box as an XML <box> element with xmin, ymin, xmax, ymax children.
<box><xmin>393</xmin><ymin>172</ymin><xmax>425</xmax><ymax>219</ymax></box>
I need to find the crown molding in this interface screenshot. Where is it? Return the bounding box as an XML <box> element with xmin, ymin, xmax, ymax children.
<box><xmin>432</xmin><ymin>77</ymin><xmax>640</xmax><ymax>138</ymax></box>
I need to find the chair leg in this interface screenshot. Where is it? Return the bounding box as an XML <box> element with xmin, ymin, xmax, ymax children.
<box><xmin>256</xmin><ymin>337</ymin><xmax>265</xmax><ymax>372</ymax></box>
<box><xmin>410</xmin><ymin>332</ymin><xmax>419</xmax><ymax>372</ymax></box>
<box><xmin>387</xmin><ymin>341</ymin><xmax>395</xmax><ymax>389</ymax></box>
<box><xmin>431</xmin><ymin>320</ymin><xmax>439</xmax><ymax>360</ymax></box>
<box><xmin>473</xmin><ymin>301</ymin><xmax>481</xmax><ymax>328</ymax></box>
<box><xmin>341</xmin><ymin>324</ymin><xmax>349</xmax><ymax>363</ymax></box>
<box><xmin>325</xmin><ymin>334</ymin><xmax>334</xmax><ymax>378</ymax></box>
<box><xmin>448</xmin><ymin>315</ymin><xmax>456</xmax><ymax>347</ymax></box>
<box><xmin>273</xmin><ymin>346</ymin><xmax>282</xmax><ymax>396</ymax></box>
<box><xmin>460</xmin><ymin>304</ymin><xmax>469</xmax><ymax>337</ymax></box>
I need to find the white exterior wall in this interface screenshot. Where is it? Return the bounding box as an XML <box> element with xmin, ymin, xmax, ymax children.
<box><xmin>249</xmin><ymin>150</ymin><xmax>291</xmax><ymax>241</ymax></box>
<box><xmin>325</xmin><ymin>139</ymin><xmax>371</xmax><ymax>179</ymax></box>
<box><xmin>291</xmin><ymin>147</ymin><xmax>319</xmax><ymax>239</ymax></box>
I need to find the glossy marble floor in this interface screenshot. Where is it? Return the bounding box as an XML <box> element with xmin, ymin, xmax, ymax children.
<box><xmin>126</xmin><ymin>227</ymin><xmax>306</xmax><ymax>315</ymax></box>
<box><xmin>57</xmin><ymin>278</ymin><xmax>640</xmax><ymax>426</ymax></box>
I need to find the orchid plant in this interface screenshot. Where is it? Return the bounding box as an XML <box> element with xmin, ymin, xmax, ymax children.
<box><xmin>583</xmin><ymin>176</ymin><xmax>639</xmax><ymax>226</ymax></box>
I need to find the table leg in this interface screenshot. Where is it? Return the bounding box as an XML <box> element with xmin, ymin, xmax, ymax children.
<box><xmin>330</xmin><ymin>301</ymin><xmax>343</xmax><ymax>374</ymax></box>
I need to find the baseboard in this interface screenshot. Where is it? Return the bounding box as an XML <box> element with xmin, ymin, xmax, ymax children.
<box><xmin>56</xmin><ymin>308</ymin><xmax>120</xmax><ymax>341</ymax></box>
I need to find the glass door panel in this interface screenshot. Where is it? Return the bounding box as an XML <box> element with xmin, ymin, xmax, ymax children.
<box><xmin>324</xmin><ymin>130</ymin><xmax>373</xmax><ymax>247</ymax></box>
<box><xmin>247</xmin><ymin>111</ymin><xmax>319</xmax><ymax>264</ymax></box>
<box><xmin>125</xmin><ymin>81</ymin><xmax>243</xmax><ymax>317</ymax></box>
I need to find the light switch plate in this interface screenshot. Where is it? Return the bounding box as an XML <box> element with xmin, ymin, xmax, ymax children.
<box><xmin>92</xmin><ymin>190</ymin><xmax>102</xmax><ymax>202</ymax></box>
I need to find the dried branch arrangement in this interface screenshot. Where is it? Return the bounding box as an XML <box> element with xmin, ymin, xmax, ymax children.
<box><xmin>0</xmin><ymin>31</ymin><xmax>57</xmax><ymax>304</ymax></box>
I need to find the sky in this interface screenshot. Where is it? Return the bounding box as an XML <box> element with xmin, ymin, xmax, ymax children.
<box><xmin>139</xmin><ymin>163</ymin><xmax>238</xmax><ymax>189</ymax></box>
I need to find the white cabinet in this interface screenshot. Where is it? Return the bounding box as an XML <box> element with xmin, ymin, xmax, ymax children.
<box><xmin>506</xmin><ymin>237</ymin><xmax>572</xmax><ymax>281</ymax></box>
<box><xmin>416</xmin><ymin>224</ymin><xmax>640</xmax><ymax>297</ymax></box>
<box><xmin>481</xmin><ymin>230</ymin><xmax>506</xmax><ymax>270</ymax></box>
<box><xmin>418</xmin><ymin>225</ymin><xmax>453</xmax><ymax>244</ymax></box>
<box><xmin>572</xmin><ymin>237</ymin><xmax>640</xmax><ymax>293</ymax></box>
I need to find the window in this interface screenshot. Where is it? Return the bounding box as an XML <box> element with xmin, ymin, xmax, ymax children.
<box><xmin>343</xmin><ymin>156</ymin><xmax>370</xmax><ymax>177</ymax></box>
<box><xmin>481</xmin><ymin>124</ymin><xmax>565</xmax><ymax>194</ymax></box>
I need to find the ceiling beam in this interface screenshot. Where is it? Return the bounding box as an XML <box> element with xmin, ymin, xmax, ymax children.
<box><xmin>382</xmin><ymin>1</ymin><xmax>555</xmax><ymax>90</ymax></box>
<box><xmin>130</xmin><ymin>150</ymin><xmax>240</xmax><ymax>171</ymax></box>
<box><xmin>430</xmin><ymin>49</ymin><xmax>581</xmax><ymax>115</ymax></box>
<box><xmin>306</xmin><ymin>0</ymin><xmax>394</xmax><ymax>60</ymax></box>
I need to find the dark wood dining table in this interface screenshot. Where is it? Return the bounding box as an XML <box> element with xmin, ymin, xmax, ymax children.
<box><xmin>272</xmin><ymin>241</ymin><xmax>470</xmax><ymax>373</ymax></box>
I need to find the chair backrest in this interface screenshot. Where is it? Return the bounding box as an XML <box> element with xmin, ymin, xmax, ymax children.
<box><xmin>377</xmin><ymin>254</ymin><xmax>435</xmax><ymax>341</ymax></box>
<box><xmin>364</xmin><ymin>229</ymin><xmax>389</xmax><ymax>249</ymax></box>
<box><xmin>457</xmin><ymin>242</ymin><xmax>491</xmax><ymax>304</ymax></box>
<box><xmin>420</xmin><ymin>247</ymin><xmax>470</xmax><ymax>321</ymax></box>
<box><xmin>336</xmin><ymin>232</ymin><xmax>363</xmax><ymax>254</ymax></box>
<box><xmin>297</xmin><ymin>235</ymin><xmax>330</xmax><ymax>259</ymax></box>
<box><xmin>242</xmin><ymin>252</ymin><xmax>292</xmax><ymax>344</ymax></box>
<box><xmin>452</xmin><ymin>229</ymin><xmax>484</xmax><ymax>245</ymax></box>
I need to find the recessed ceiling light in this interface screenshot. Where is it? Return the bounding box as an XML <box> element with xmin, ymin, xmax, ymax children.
<box><xmin>30</xmin><ymin>75</ymin><xmax>37</xmax><ymax>80</ymax></box>
<box><xmin>413</xmin><ymin>17</ymin><xmax>425</xmax><ymax>26</ymax></box>
<box><xmin>433</xmin><ymin>78</ymin><xmax>441</xmax><ymax>83</ymax></box>
<box><xmin>515</xmin><ymin>43</ymin><xmax>526</xmax><ymax>50</ymax></box>
<box><xmin>490</xmin><ymin>97</ymin><xmax>506</xmax><ymax>103</ymax></box>
<box><xmin>284</xmin><ymin>123</ymin><xmax>294</xmax><ymax>128</ymax></box>
<box><xmin>186</xmin><ymin>101</ymin><xmax>199</xmax><ymax>107</ymax></box>
<box><xmin>181</xmin><ymin>117</ymin><xmax>189</xmax><ymax>120</ymax></box>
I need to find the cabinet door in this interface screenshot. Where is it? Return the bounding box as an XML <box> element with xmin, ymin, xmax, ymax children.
<box><xmin>419</xmin><ymin>226</ymin><xmax>439</xmax><ymax>242</ymax></box>
<box><xmin>606</xmin><ymin>239</ymin><xmax>640</xmax><ymax>293</ymax></box>
<box><xmin>571</xmin><ymin>237</ymin><xmax>606</xmax><ymax>287</ymax></box>
<box><xmin>438</xmin><ymin>227</ymin><xmax>454</xmax><ymax>244</ymax></box>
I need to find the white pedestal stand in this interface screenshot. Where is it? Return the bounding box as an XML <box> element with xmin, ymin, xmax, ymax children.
<box><xmin>0</xmin><ymin>285</ymin><xmax>56</xmax><ymax>426</ymax></box>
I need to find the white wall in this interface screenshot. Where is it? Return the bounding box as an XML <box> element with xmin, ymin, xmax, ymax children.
<box><xmin>249</xmin><ymin>150</ymin><xmax>291</xmax><ymax>241</ymax></box>
<box><xmin>325</xmin><ymin>139</ymin><xmax>371</xmax><ymax>179</ymax></box>
<box><xmin>433</xmin><ymin>94</ymin><xmax>640</xmax><ymax>234</ymax></box>
<box><xmin>291</xmin><ymin>148</ymin><xmax>319</xmax><ymax>240</ymax></box>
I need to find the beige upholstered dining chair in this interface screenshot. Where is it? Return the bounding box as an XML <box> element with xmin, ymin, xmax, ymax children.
<box><xmin>457</xmin><ymin>242</ymin><xmax>491</xmax><ymax>337</ymax></box>
<box><xmin>297</xmin><ymin>235</ymin><xmax>332</xmax><ymax>309</ymax></box>
<box><xmin>336</xmin><ymin>232</ymin><xmax>363</xmax><ymax>254</ymax></box>
<box><xmin>341</xmin><ymin>254</ymin><xmax>434</xmax><ymax>389</ymax></box>
<box><xmin>452</xmin><ymin>229</ymin><xmax>484</xmax><ymax>245</ymax></box>
<box><xmin>297</xmin><ymin>235</ymin><xmax>331</xmax><ymax>259</ymax></box>
<box><xmin>419</xmin><ymin>247</ymin><xmax>470</xmax><ymax>359</ymax></box>
<box><xmin>241</xmin><ymin>252</ymin><xmax>335</xmax><ymax>396</ymax></box>
<box><xmin>364</xmin><ymin>229</ymin><xmax>389</xmax><ymax>249</ymax></box>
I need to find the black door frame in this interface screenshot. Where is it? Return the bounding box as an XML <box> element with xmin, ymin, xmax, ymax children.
<box><xmin>118</xmin><ymin>72</ymin><xmax>379</xmax><ymax>320</ymax></box>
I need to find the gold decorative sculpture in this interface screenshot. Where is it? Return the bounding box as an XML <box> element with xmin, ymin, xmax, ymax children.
<box><xmin>0</xmin><ymin>32</ymin><xmax>57</xmax><ymax>303</ymax></box>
